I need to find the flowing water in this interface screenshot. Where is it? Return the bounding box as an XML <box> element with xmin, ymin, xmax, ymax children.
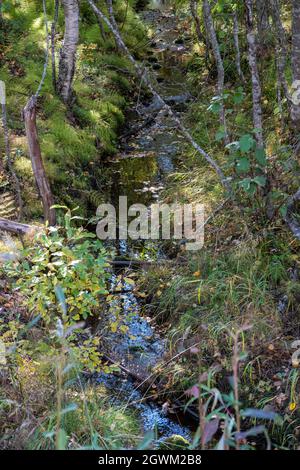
<box><xmin>96</xmin><ymin>2</ymin><xmax>195</xmax><ymax>448</ymax></box>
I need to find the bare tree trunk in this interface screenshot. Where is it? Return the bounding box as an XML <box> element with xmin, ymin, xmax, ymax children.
<box><xmin>88</xmin><ymin>0</ymin><xmax>231</xmax><ymax>193</ymax></box>
<box><xmin>233</xmin><ymin>10</ymin><xmax>245</xmax><ymax>82</ymax></box>
<box><xmin>51</xmin><ymin>0</ymin><xmax>60</xmax><ymax>92</ymax></box>
<box><xmin>190</xmin><ymin>0</ymin><xmax>209</xmax><ymax>65</ymax></box>
<box><xmin>245</xmin><ymin>0</ymin><xmax>264</xmax><ymax>148</ymax></box>
<box><xmin>106</xmin><ymin>0</ymin><xmax>122</xmax><ymax>51</ymax></box>
<box><xmin>23</xmin><ymin>97</ymin><xmax>56</xmax><ymax>226</ymax></box>
<box><xmin>57</xmin><ymin>0</ymin><xmax>79</xmax><ymax>104</ymax></box>
<box><xmin>190</xmin><ymin>0</ymin><xmax>205</xmax><ymax>44</ymax></box>
<box><xmin>291</xmin><ymin>0</ymin><xmax>300</xmax><ymax>130</ymax></box>
<box><xmin>96</xmin><ymin>15</ymin><xmax>107</xmax><ymax>41</ymax></box>
<box><xmin>256</xmin><ymin>0</ymin><xmax>270</xmax><ymax>48</ymax></box>
<box><xmin>270</xmin><ymin>0</ymin><xmax>290</xmax><ymax>103</ymax></box>
<box><xmin>203</xmin><ymin>0</ymin><xmax>229</xmax><ymax>144</ymax></box>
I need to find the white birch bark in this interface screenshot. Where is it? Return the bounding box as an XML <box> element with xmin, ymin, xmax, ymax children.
<box><xmin>245</xmin><ymin>0</ymin><xmax>264</xmax><ymax>148</ymax></box>
<box><xmin>203</xmin><ymin>0</ymin><xmax>229</xmax><ymax>144</ymax></box>
<box><xmin>57</xmin><ymin>0</ymin><xmax>79</xmax><ymax>104</ymax></box>
<box><xmin>291</xmin><ymin>0</ymin><xmax>300</xmax><ymax>129</ymax></box>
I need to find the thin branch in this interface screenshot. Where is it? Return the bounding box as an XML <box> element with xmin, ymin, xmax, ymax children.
<box><xmin>35</xmin><ymin>0</ymin><xmax>50</xmax><ymax>99</ymax></box>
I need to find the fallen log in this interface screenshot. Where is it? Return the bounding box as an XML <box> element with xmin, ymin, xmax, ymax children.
<box><xmin>0</xmin><ymin>218</ymin><xmax>41</xmax><ymax>236</ymax></box>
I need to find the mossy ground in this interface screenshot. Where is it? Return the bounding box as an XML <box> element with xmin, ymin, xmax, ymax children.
<box><xmin>0</xmin><ymin>0</ymin><xmax>147</xmax><ymax>219</ymax></box>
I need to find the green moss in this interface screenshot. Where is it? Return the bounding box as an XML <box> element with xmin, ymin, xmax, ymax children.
<box><xmin>0</xmin><ymin>0</ymin><xmax>147</xmax><ymax>217</ymax></box>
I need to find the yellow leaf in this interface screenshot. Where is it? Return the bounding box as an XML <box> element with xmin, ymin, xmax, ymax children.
<box><xmin>124</xmin><ymin>277</ymin><xmax>135</xmax><ymax>286</ymax></box>
<box><xmin>289</xmin><ymin>402</ymin><xmax>297</xmax><ymax>411</ymax></box>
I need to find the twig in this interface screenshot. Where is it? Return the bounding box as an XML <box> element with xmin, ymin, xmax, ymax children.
<box><xmin>36</xmin><ymin>0</ymin><xmax>50</xmax><ymax>99</ymax></box>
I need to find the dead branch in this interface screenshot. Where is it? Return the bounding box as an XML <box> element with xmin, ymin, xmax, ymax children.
<box><xmin>0</xmin><ymin>218</ymin><xmax>41</xmax><ymax>236</ymax></box>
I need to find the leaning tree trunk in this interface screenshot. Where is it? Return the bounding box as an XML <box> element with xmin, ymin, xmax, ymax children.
<box><xmin>88</xmin><ymin>0</ymin><xmax>231</xmax><ymax>192</ymax></box>
<box><xmin>23</xmin><ymin>97</ymin><xmax>56</xmax><ymax>225</ymax></box>
<box><xmin>203</xmin><ymin>0</ymin><xmax>229</xmax><ymax>144</ymax></box>
<box><xmin>291</xmin><ymin>0</ymin><xmax>300</xmax><ymax>130</ymax></box>
<box><xmin>245</xmin><ymin>0</ymin><xmax>264</xmax><ymax>148</ymax></box>
<box><xmin>57</xmin><ymin>0</ymin><xmax>79</xmax><ymax>104</ymax></box>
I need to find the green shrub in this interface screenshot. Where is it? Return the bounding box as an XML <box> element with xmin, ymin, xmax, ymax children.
<box><xmin>5</xmin><ymin>209</ymin><xmax>110</xmax><ymax>325</ymax></box>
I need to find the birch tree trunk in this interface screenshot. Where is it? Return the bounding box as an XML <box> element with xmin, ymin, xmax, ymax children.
<box><xmin>291</xmin><ymin>0</ymin><xmax>300</xmax><ymax>130</ymax></box>
<box><xmin>57</xmin><ymin>0</ymin><xmax>79</xmax><ymax>104</ymax></box>
<box><xmin>245</xmin><ymin>0</ymin><xmax>264</xmax><ymax>148</ymax></box>
<box><xmin>23</xmin><ymin>97</ymin><xmax>56</xmax><ymax>225</ymax></box>
<box><xmin>270</xmin><ymin>0</ymin><xmax>290</xmax><ymax>128</ymax></box>
<box><xmin>203</xmin><ymin>0</ymin><xmax>229</xmax><ymax>144</ymax></box>
<box><xmin>51</xmin><ymin>0</ymin><xmax>60</xmax><ymax>92</ymax></box>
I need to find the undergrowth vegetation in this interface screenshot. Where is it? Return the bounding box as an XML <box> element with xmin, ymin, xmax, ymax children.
<box><xmin>0</xmin><ymin>0</ymin><xmax>146</xmax><ymax>218</ymax></box>
<box><xmin>1</xmin><ymin>0</ymin><xmax>300</xmax><ymax>453</ymax></box>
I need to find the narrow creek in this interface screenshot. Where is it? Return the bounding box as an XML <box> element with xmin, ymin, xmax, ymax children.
<box><xmin>95</xmin><ymin>2</ymin><xmax>195</xmax><ymax>448</ymax></box>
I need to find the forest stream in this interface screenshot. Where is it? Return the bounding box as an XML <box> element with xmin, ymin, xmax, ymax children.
<box><xmin>95</xmin><ymin>1</ymin><xmax>194</xmax><ymax>448</ymax></box>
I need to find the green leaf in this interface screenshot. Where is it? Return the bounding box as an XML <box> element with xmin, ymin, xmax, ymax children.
<box><xmin>238</xmin><ymin>178</ymin><xmax>257</xmax><ymax>195</ymax></box>
<box><xmin>253</xmin><ymin>176</ymin><xmax>267</xmax><ymax>187</ymax></box>
<box><xmin>56</xmin><ymin>428</ymin><xmax>68</xmax><ymax>450</ymax></box>
<box><xmin>236</xmin><ymin>157</ymin><xmax>250</xmax><ymax>173</ymax></box>
<box><xmin>255</xmin><ymin>148</ymin><xmax>267</xmax><ymax>166</ymax></box>
<box><xmin>54</xmin><ymin>285</ymin><xmax>67</xmax><ymax>315</ymax></box>
<box><xmin>233</xmin><ymin>89</ymin><xmax>244</xmax><ymax>105</ymax></box>
<box><xmin>215</xmin><ymin>129</ymin><xmax>227</xmax><ymax>141</ymax></box>
<box><xmin>208</xmin><ymin>102</ymin><xmax>221</xmax><ymax>114</ymax></box>
<box><xmin>239</xmin><ymin>134</ymin><xmax>255</xmax><ymax>152</ymax></box>
<box><xmin>279</xmin><ymin>205</ymin><xmax>288</xmax><ymax>218</ymax></box>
